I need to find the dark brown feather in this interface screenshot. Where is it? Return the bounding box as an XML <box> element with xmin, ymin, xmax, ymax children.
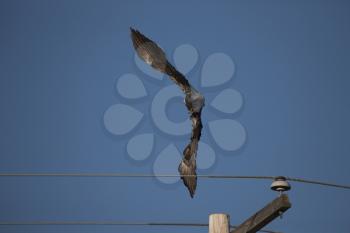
<box><xmin>130</xmin><ymin>28</ymin><xmax>205</xmax><ymax>198</ymax></box>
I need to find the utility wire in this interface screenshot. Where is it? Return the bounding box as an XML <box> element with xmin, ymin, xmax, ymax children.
<box><xmin>0</xmin><ymin>173</ymin><xmax>349</xmax><ymax>190</ymax></box>
<box><xmin>0</xmin><ymin>173</ymin><xmax>274</xmax><ymax>179</ymax></box>
<box><xmin>285</xmin><ymin>177</ymin><xmax>350</xmax><ymax>190</ymax></box>
<box><xmin>0</xmin><ymin>221</ymin><xmax>280</xmax><ymax>233</ymax></box>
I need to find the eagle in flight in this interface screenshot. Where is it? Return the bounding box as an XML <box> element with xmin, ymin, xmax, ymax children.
<box><xmin>130</xmin><ymin>28</ymin><xmax>205</xmax><ymax>198</ymax></box>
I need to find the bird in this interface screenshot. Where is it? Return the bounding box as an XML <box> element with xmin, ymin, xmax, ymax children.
<box><xmin>130</xmin><ymin>27</ymin><xmax>205</xmax><ymax>198</ymax></box>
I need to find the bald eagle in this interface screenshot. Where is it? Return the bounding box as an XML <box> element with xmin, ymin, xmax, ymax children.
<box><xmin>130</xmin><ymin>28</ymin><xmax>205</xmax><ymax>198</ymax></box>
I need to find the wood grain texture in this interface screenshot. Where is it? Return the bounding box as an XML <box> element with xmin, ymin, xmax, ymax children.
<box><xmin>209</xmin><ymin>213</ymin><xmax>230</xmax><ymax>233</ymax></box>
<box><xmin>231</xmin><ymin>194</ymin><xmax>291</xmax><ymax>233</ymax></box>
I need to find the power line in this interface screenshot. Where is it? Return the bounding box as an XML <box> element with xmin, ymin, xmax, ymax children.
<box><xmin>0</xmin><ymin>173</ymin><xmax>349</xmax><ymax>190</ymax></box>
<box><xmin>0</xmin><ymin>221</ymin><xmax>280</xmax><ymax>233</ymax></box>
<box><xmin>285</xmin><ymin>177</ymin><xmax>350</xmax><ymax>190</ymax></box>
<box><xmin>0</xmin><ymin>173</ymin><xmax>273</xmax><ymax>179</ymax></box>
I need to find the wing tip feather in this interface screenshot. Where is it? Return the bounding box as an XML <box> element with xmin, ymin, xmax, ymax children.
<box><xmin>178</xmin><ymin>160</ymin><xmax>197</xmax><ymax>198</ymax></box>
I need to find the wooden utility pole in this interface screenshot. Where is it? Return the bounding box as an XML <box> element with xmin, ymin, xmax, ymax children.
<box><xmin>231</xmin><ymin>194</ymin><xmax>291</xmax><ymax>233</ymax></box>
<box><xmin>209</xmin><ymin>213</ymin><xmax>230</xmax><ymax>233</ymax></box>
<box><xmin>208</xmin><ymin>194</ymin><xmax>291</xmax><ymax>233</ymax></box>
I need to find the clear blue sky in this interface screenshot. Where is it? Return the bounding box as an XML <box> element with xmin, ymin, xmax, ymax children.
<box><xmin>0</xmin><ymin>1</ymin><xmax>349</xmax><ymax>232</ymax></box>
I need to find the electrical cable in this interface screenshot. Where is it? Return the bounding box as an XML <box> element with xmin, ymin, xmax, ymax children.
<box><xmin>0</xmin><ymin>221</ymin><xmax>281</xmax><ymax>233</ymax></box>
<box><xmin>0</xmin><ymin>173</ymin><xmax>349</xmax><ymax>190</ymax></box>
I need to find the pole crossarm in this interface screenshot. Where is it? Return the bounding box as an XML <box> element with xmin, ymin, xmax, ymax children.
<box><xmin>231</xmin><ymin>194</ymin><xmax>291</xmax><ymax>233</ymax></box>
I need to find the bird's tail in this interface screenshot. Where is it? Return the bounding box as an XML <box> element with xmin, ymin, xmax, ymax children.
<box><xmin>178</xmin><ymin>159</ymin><xmax>197</xmax><ymax>198</ymax></box>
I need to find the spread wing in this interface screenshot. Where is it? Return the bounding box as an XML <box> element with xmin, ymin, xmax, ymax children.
<box><xmin>130</xmin><ymin>27</ymin><xmax>205</xmax><ymax>197</ymax></box>
<box><xmin>130</xmin><ymin>28</ymin><xmax>191</xmax><ymax>93</ymax></box>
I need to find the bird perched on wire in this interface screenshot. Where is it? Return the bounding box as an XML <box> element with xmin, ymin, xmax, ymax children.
<box><xmin>130</xmin><ymin>27</ymin><xmax>205</xmax><ymax>198</ymax></box>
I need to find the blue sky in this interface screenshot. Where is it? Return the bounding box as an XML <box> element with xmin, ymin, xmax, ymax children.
<box><xmin>0</xmin><ymin>0</ymin><xmax>349</xmax><ymax>232</ymax></box>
